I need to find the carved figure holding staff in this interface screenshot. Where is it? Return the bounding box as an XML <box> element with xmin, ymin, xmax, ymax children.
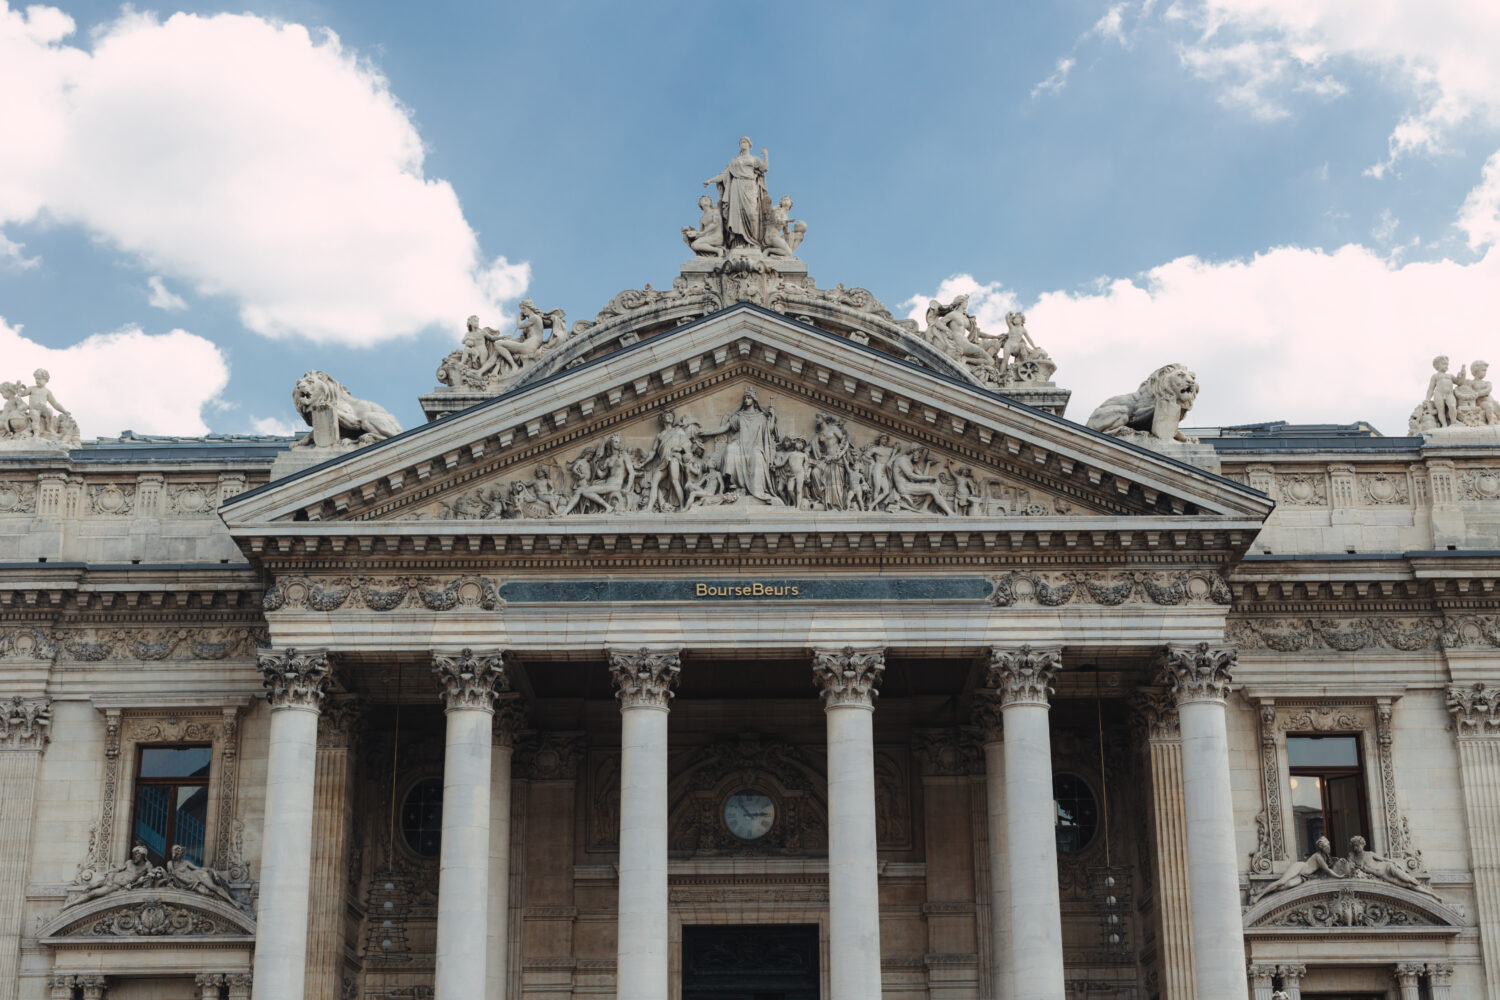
<box><xmin>705</xmin><ymin>137</ymin><xmax>770</xmax><ymax>250</ymax></box>
<box><xmin>701</xmin><ymin>388</ymin><xmax>781</xmax><ymax>503</ymax></box>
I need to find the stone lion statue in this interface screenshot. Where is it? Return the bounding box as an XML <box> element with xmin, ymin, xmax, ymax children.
<box><xmin>1086</xmin><ymin>363</ymin><xmax>1200</xmax><ymax>445</ymax></box>
<box><xmin>290</xmin><ymin>371</ymin><xmax>402</xmax><ymax>450</ymax></box>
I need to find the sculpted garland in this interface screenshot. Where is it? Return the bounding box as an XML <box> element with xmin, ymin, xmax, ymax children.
<box><xmin>431</xmin><ymin>390</ymin><xmax>1009</xmax><ymax>519</ymax></box>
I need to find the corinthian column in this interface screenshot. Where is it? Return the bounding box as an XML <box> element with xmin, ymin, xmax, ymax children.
<box><xmin>812</xmin><ymin>646</ymin><xmax>886</xmax><ymax>1000</ymax></box>
<box><xmin>433</xmin><ymin>649</ymin><xmax>509</xmax><ymax>1000</ymax></box>
<box><xmin>1158</xmin><ymin>643</ymin><xmax>1246</xmax><ymax>999</ymax></box>
<box><xmin>1446</xmin><ymin>683</ymin><xmax>1500</xmax><ymax>999</ymax></box>
<box><xmin>987</xmin><ymin>645</ymin><xmax>1064</xmax><ymax>1000</ymax></box>
<box><xmin>253</xmin><ymin>648</ymin><xmax>333</xmax><ymax>1000</ymax></box>
<box><xmin>971</xmin><ymin>694</ymin><xmax>1010</xmax><ymax>1000</ymax></box>
<box><xmin>0</xmin><ymin>696</ymin><xmax>50</xmax><ymax>1000</ymax></box>
<box><xmin>609</xmin><ymin>647</ymin><xmax>681</xmax><ymax>1000</ymax></box>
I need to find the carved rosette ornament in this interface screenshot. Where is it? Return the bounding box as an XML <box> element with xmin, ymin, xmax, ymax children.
<box><xmin>608</xmin><ymin>648</ymin><xmax>682</xmax><ymax>709</ymax></box>
<box><xmin>256</xmin><ymin>647</ymin><xmax>332</xmax><ymax>710</ymax></box>
<box><xmin>986</xmin><ymin>645</ymin><xmax>1061</xmax><ymax>708</ymax></box>
<box><xmin>811</xmin><ymin>646</ymin><xmax>886</xmax><ymax>708</ymax></box>
<box><xmin>1157</xmin><ymin>643</ymin><xmax>1235</xmax><ymax>705</ymax></box>
<box><xmin>0</xmin><ymin>695</ymin><xmax>51</xmax><ymax>750</ymax></box>
<box><xmin>1447</xmin><ymin>683</ymin><xmax>1500</xmax><ymax>736</ymax></box>
<box><xmin>432</xmin><ymin>648</ymin><xmax>509</xmax><ymax>712</ymax></box>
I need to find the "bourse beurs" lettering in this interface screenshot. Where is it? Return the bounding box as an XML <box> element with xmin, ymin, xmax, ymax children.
<box><xmin>694</xmin><ymin>582</ymin><xmax>801</xmax><ymax>598</ymax></box>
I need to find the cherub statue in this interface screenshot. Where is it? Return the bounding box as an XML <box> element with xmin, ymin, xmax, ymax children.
<box><xmin>77</xmin><ymin>845</ymin><xmax>158</xmax><ymax>902</ymax></box>
<box><xmin>773</xmin><ymin>436</ymin><xmax>812</xmax><ymax>508</ymax></box>
<box><xmin>1346</xmin><ymin>835</ymin><xmax>1442</xmax><ymax>900</ymax></box>
<box><xmin>0</xmin><ymin>381</ymin><xmax>30</xmax><ymax>437</ymax></box>
<box><xmin>682</xmin><ymin>194</ymin><xmax>725</xmax><ymax>258</ymax></box>
<box><xmin>999</xmin><ymin>311</ymin><xmax>1039</xmax><ymax>373</ymax></box>
<box><xmin>1470</xmin><ymin>360</ymin><xmax>1500</xmax><ymax>424</ymax></box>
<box><xmin>1428</xmin><ymin>355</ymin><xmax>1464</xmax><ymax>427</ymax></box>
<box><xmin>24</xmin><ymin>369</ymin><xmax>70</xmax><ymax>439</ymax></box>
<box><xmin>1253</xmin><ymin>835</ymin><xmax>1342</xmax><ymax>900</ymax></box>
<box><xmin>165</xmin><ymin>844</ymin><xmax>237</xmax><ymax>905</ymax></box>
<box><xmin>764</xmin><ymin>195</ymin><xmax>805</xmax><ymax>257</ymax></box>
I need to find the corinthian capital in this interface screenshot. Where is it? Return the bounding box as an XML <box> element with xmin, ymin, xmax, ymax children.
<box><xmin>971</xmin><ymin>693</ymin><xmax>1004</xmax><ymax>742</ymax></box>
<box><xmin>1128</xmin><ymin>688</ymin><xmax>1180</xmax><ymax>740</ymax></box>
<box><xmin>609</xmin><ymin>648</ymin><xmax>681</xmax><ymax>709</ymax></box>
<box><xmin>0</xmin><ymin>695</ymin><xmax>51</xmax><ymax>751</ymax></box>
<box><xmin>493</xmin><ymin>694</ymin><xmax>527</xmax><ymax>746</ymax></box>
<box><xmin>1158</xmin><ymin>643</ymin><xmax>1235</xmax><ymax>705</ymax></box>
<box><xmin>432</xmin><ymin>648</ymin><xmax>509</xmax><ymax>711</ymax></box>
<box><xmin>1447</xmin><ymin>683</ymin><xmax>1500</xmax><ymax>737</ymax></box>
<box><xmin>812</xmin><ymin>646</ymin><xmax>886</xmax><ymax>708</ymax></box>
<box><xmin>257</xmin><ymin>647</ymin><xmax>332</xmax><ymax>710</ymax></box>
<box><xmin>986</xmin><ymin>645</ymin><xmax>1061</xmax><ymax>707</ymax></box>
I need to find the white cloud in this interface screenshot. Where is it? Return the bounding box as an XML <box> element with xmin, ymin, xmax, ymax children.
<box><xmin>1168</xmin><ymin>1</ymin><xmax>1500</xmax><ymax>172</ymax></box>
<box><xmin>1371</xmin><ymin>209</ymin><xmax>1399</xmax><ymax>244</ymax></box>
<box><xmin>1031</xmin><ymin>57</ymin><xmax>1076</xmax><ymax>99</ymax></box>
<box><xmin>0</xmin><ymin>317</ymin><xmax>229</xmax><ymax>436</ymax></box>
<box><xmin>0</xmin><ymin>232</ymin><xmax>37</xmax><ymax>269</ymax></box>
<box><xmin>0</xmin><ymin>3</ymin><xmax>528</xmax><ymax>346</ymax></box>
<box><xmin>249</xmin><ymin>415</ymin><xmax>302</xmax><ymax>437</ymax></box>
<box><xmin>1092</xmin><ymin>3</ymin><xmax>1130</xmax><ymax>43</ymax></box>
<box><xmin>1458</xmin><ymin>150</ymin><xmax>1500</xmax><ymax>250</ymax></box>
<box><xmin>146</xmin><ymin>275</ymin><xmax>187</xmax><ymax>312</ymax></box>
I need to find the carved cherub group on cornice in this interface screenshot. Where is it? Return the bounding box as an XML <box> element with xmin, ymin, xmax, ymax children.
<box><xmin>1253</xmin><ymin>834</ymin><xmax>1444</xmax><ymax>903</ymax></box>
<box><xmin>0</xmin><ymin>369</ymin><xmax>81</xmax><ymax>449</ymax></box>
<box><xmin>1410</xmin><ymin>354</ymin><xmax>1500</xmax><ymax>434</ymax></box>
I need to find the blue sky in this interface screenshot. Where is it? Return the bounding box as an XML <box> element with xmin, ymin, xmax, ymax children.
<box><xmin>3</xmin><ymin>0</ymin><xmax>1499</xmax><ymax>438</ymax></box>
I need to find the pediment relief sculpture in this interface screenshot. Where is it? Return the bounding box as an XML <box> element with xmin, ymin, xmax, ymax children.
<box><xmin>1250</xmin><ymin>835</ymin><xmax>1444</xmax><ymax>906</ymax></box>
<box><xmin>42</xmin><ymin>886</ymin><xmax>256</xmax><ymax>941</ymax></box>
<box><xmin>410</xmin><ymin>388</ymin><xmax>1088</xmax><ymax>520</ymax></box>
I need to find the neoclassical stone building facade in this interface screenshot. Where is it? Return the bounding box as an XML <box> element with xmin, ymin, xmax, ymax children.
<box><xmin>3</xmin><ymin>145</ymin><xmax>1498</xmax><ymax>1000</ymax></box>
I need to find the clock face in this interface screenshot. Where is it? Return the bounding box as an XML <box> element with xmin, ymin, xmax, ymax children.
<box><xmin>723</xmin><ymin>790</ymin><xmax>776</xmax><ymax>841</ymax></box>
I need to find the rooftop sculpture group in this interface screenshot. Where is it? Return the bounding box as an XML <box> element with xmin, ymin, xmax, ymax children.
<box><xmin>915</xmin><ymin>297</ymin><xmax>1056</xmax><ymax>388</ymax></box>
<box><xmin>0</xmin><ymin>369</ymin><xmax>80</xmax><ymax>450</ymax></box>
<box><xmin>429</xmin><ymin>389</ymin><xmax>1025</xmax><ymax>520</ymax></box>
<box><xmin>1410</xmin><ymin>355</ymin><xmax>1499</xmax><ymax>435</ymax></box>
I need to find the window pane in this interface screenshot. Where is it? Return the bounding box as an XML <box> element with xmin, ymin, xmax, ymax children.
<box><xmin>140</xmin><ymin>746</ymin><xmax>212</xmax><ymax>779</ymax></box>
<box><xmin>134</xmin><ymin>784</ymin><xmax>171</xmax><ymax>860</ymax></box>
<box><xmin>1326</xmin><ymin>773</ymin><xmax>1367</xmax><ymax>853</ymax></box>
<box><xmin>1289</xmin><ymin>774</ymin><xmax>1325</xmax><ymax>858</ymax></box>
<box><xmin>401</xmin><ymin>778</ymin><xmax>444</xmax><ymax>858</ymax></box>
<box><xmin>1052</xmin><ymin>773</ymin><xmax>1098</xmax><ymax>856</ymax></box>
<box><xmin>1287</xmin><ymin>736</ymin><xmax>1359</xmax><ymax>768</ymax></box>
<box><xmin>175</xmin><ymin>785</ymin><xmax>209</xmax><ymax>865</ymax></box>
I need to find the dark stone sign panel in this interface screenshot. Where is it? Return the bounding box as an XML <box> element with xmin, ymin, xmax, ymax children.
<box><xmin>499</xmin><ymin>576</ymin><xmax>992</xmax><ymax>604</ymax></box>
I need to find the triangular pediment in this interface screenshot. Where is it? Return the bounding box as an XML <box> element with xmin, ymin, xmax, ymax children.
<box><xmin>221</xmin><ymin>306</ymin><xmax>1271</xmax><ymax>537</ymax></box>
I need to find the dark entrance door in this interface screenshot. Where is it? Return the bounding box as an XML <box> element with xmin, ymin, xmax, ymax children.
<box><xmin>681</xmin><ymin>923</ymin><xmax>820</xmax><ymax>1000</ymax></box>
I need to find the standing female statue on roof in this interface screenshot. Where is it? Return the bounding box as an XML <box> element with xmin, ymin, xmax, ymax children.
<box><xmin>705</xmin><ymin>137</ymin><xmax>770</xmax><ymax>250</ymax></box>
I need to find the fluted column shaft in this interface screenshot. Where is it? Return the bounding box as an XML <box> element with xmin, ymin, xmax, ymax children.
<box><xmin>988</xmin><ymin>646</ymin><xmax>1065</xmax><ymax>1000</ymax></box>
<box><xmin>1160</xmin><ymin>644</ymin><xmax>1246</xmax><ymax>1000</ymax></box>
<box><xmin>813</xmin><ymin>647</ymin><xmax>886</xmax><ymax>1000</ymax></box>
<box><xmin>973</xmin><ymin>697</ymin><xmax>1010</xmax><ymax>1000</ymax></box>
<box><xmin>1131</xmin><ymin>691</ymin><xmax>1195</xmax><ymax>1000</ymax></box>
<box><xmin>305</xmin><ymin>699</ymin><xmax>360</xmax><ymax>999</ymax></box>
<box><xmin>488</xmin><ymin>699</ymin><xmax>523</xmax><ymax>1000</ymax></box>
<box><xmin>1395</xmin><ymin>964</ymin><xmax>1422</xmax><ymax>1000</ymax></box>
<box><xmin>0</xmin><ymin>697</ymin><xmax>50</xmax><ymax>1000</ymax></box>
<box><xmin>610</xmin><ymin>648</ymin><xmax>680</xmax><ymax>1000</ymax></box>
<box><xmin>253</xmin><ymin>649</ymin><xmax>333</xmax><ymax>1000</ymax></box>
<box><xmin>1447</xmin><ymin>684</ymin><xmax>1500</xmax><ymax>1000</ymax></box>
<box><xmin>433</xmin><ymin>649</ymin><xmax>509</xmax><ymax>1000</ymax></box>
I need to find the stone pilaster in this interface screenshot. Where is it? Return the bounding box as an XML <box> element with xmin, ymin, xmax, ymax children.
<box><xmin>489</xmin><ymin>697</ymin><xmax>525</xmax><ymax>1000</ymax></box>
<box><xmin>224</xmin><ymin>973</ymin><xmax>251</xmax><ymax>1000</ymax></box>
<box><xmin>47</xmin><ymin>975</ymin><xmax>74</xmax><ymax>1000</ymax></box>
<box><xmin>971</xmin><ymin>694</ymin><xmax>1010</xmax><ymax>1000</ymax></box>
<box><xmin>1248</xmin><ymin>964</ymin><xmax>1275</xmax><ymax>1000</ymax></box>
<box><xmin>1277</xmin><ymin>963</ymin><xmax>1307</xmax><ymax>1000</ymax></box>
<box><xmin>609</xmin><ymin>648</ymin><xmax>680</xmax><ymax>1000</ymax></box>
<box><xmin>0</xmin><ymin>697</ymin><xmax>50</xmax><ymax>1000</ymax></box>
<box><xmin>77</xmin><ymin>976</ymin><xmax>106</xmax><ymax>1000</ymax></box>
<box><xmin>1447</xmin><ymin>682</ymin><xmax>1500</xmax><ymax>999</ymax></box>
<box><xmin>813</xmin><ymin>647</ymin><xmax>885</xmax><ymax>1000</ymax></box>
<box><xmin>305</xmin><ymin>697</ymin><xmax>362</xmax><ymax>1000</ymax></box>
<box><xmin>194</xmin><ymin>974</ymin><xmax>224</xmax><ymax>1000</ymax></box>
<box><xmin>1428</xmin><ymin>962</ymin><xmax>1454</xmax><ymax>1000</ymax></box>
<box><xmin>1394</xmin><ymin>963</ymin><xmax>1423</xmax><ymax>1000</ymax></box>
<box><xmin>1129</xmin><ymin>689</ymin><xmax>1195</xmax><ymax>1000</ymax></box>
<box><xmin>988</xmin><ymin>645</ymin><xmax>1064</xmax><ymax>1000</ymax></box>
<box><xmin>253</xmin><ymin>647</ymin><xmax>333</xmax><ymax>1000</ymax></box>
<box><xmin>432</xmin><ymin>649</ymin><xmax>509</xmax><ymax>1000</ymax></box>
<box><xmin>1158</xmin><ymin>643</ymin><xmax>1246</xmax><ymax>1000</ymax></box>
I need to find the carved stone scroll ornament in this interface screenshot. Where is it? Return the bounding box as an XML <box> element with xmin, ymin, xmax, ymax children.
<box><xmin>289</xmin><ymin>370</ymin><xmax>401</xmax><ymax>450</ymax></box>
<box><xmin>1157</xmin><ymin>643</ymin><xmax>1234</xmax><ymax>705</ymax></box>
<box><xmin>608</xmin><ymin>648</ymin><xmax>682</xmax><ymax>709</ymax></box>
<box><xmin>256</xmin><ymin>647</ymin><xmax>333</xmax><ymax>710</ymax></box>
<box><xmin>811</xmin><ymin>647</ymin><xmax>886</xmax><ymax>708</ymax></box>
<box><xmin>986</xmin><ymin>645</ymin><xmax>1061</xmax><ymax>707</ymax></box>
<box><xmin>1227</xmin><ymin>616</ymin><xmax>1439</xmax><ymax>653</ymax></box>
<box><xmin>0</xmin><ymin>695</ymin><xmax>50</xmax><ymax>750</ymax></box>
<box><xmin>432</xmin><ymin>648</ymin><xmax>509</xmax><ymax>712</ymax></box>
<box><xmin>1086</xmin><ymin>364</ymin><xmax>1200</xmax><ymax>446</ymax></box>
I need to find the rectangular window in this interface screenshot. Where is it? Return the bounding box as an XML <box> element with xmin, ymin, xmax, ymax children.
<box><xmin>1287</xmin><ymin>734</ymin><xmax>1370</xmax><ymax>859</ymax></box>
<box><xmin>132</xmin><ymin>745</ymin><xmax>212</xmax><ymax>866</ymax></box>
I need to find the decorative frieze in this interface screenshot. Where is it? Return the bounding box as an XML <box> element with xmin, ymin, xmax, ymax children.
<box><xmin>88</xmin><ymin>483</ymin><xmax>135</xmax><ymax>516</ymax></box>
<box><xmin>51</xmin><ymin>627</ymin><xmax>266</xmax><ymax>662</ymax></box>
<box><xmin>1158</xmin><ymin>643</ymin><xmax>1234</xmax><ymax>705</ymax></box>
<box><xmin>1457</xmin><ymin>467</ymin><xmax>1500</xmax><ymax>501</ymax></box>
<box><xmin>432</xmin><ymin>648</ymin><xmax>509</xmax><ymax>711</ymax></box>
<box><xmin>1226</xmin><ymin>617</ymin><xmax>1439</xmax><ymax>653</ymax></box>
<box><xmin>0</xmin><ymin>480</ymin><xmax>36</xmax><ymax>514</ymax></box>
<box><xmin>0</xmin><ymin>627</ymin><xmax>55</xmax><ymax>660</ymax></box>
<box><xmin>608</xmin><ymin>648</ymin><xmax>681</xmax><ymax>709</ymax></box>
<box><xmin>1359</xmin><ymin>472</ymin><xmax>1410</xmax><ymax>505</ymax></box>
<box><xmin>263</xmin><ymin>575</ymin><xmax>501</xmax><ymax>613</ymax></box>
<box><xmin>1447</xmin><ymin>683</ymin><xmax>1500</xmax><ymax>736</ymax></box>
<box><xmin>1440</xmin><ymin>615</ymin><xmax>1500</xmax><ymax>649</ymax></box>
<box><xmin>986</xmin><ymin>644</ymin><xmax>1060</xmax><ymax>707</ymax></box>
<box><xmin>990</xmin><ymin>569</ymin><xmax>1230</xmax><ymax>608</ymax></box>
<box><xmin>1274</xmin><ymin>473</ymin><xmax>1327</xmax><ymax>506</ymax></box>
<box><xmin>0</xmin><ymin>696</ymin><xmax>50</xmax><ymax>751</ymax></box>
<box><xmin>811</xmin><ymin>646</ymin><xmax>885</xmax><ymax>708</ymax></box>
<box><xmin>257</xmin><ymin>647</ymin><xmax>333</xmax><ymax>710</ymax></box>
